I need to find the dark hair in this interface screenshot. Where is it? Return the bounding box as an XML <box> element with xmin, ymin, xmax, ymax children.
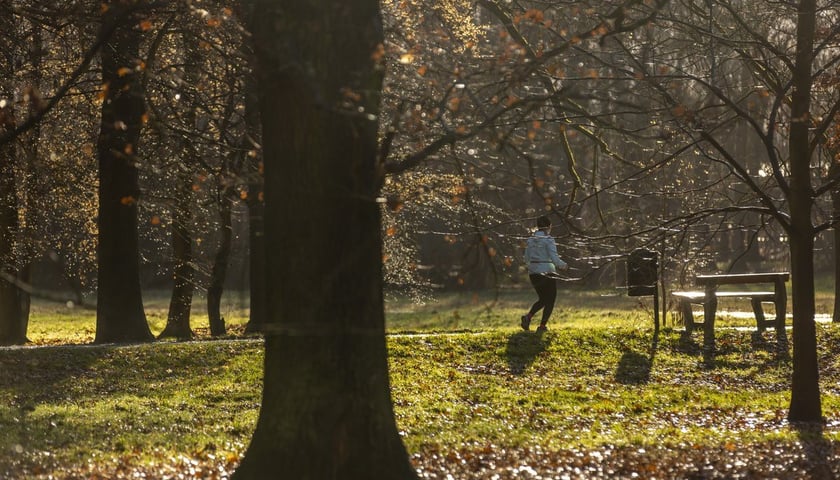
<box><xmin>536</xmin><ymin>215</ymin><xmax>551</xmax><ymax>229</ymax></box>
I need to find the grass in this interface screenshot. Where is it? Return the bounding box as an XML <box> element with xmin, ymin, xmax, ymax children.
<box><xmin>25</xmin><ymin>291</ymin><xmax>251</xmax><ymax>344</ymax></box>
<box><xmin>389</xmin><ymin>327</ymin><xmax>818</xmax><ymax>453</ymax></box>
<box><xmin>385</xmin><ymin>287</ymin><xmax>657</xmax><ymax>332</ymax></box>
<box><xmin>0</xmin><ymin>340</ymin><xmax>263</xmax><ymax>477</ymax></box>
<box><xmin>2</xmin><ymin>285</ymin><xmax>840</xmax><ymax>477</ymax></box>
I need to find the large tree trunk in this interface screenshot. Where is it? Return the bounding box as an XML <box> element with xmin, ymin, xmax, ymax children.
<box><xmin>787</xmin><ymin>0</ymin><xmax>821</xmax><ymax>422</ymax></box>
<box><xmin>15</xmin><ymin>20</ymin><xmax>45</xmax><ymax>340</ymax></box>
<box><xmin>233</xmin><ymin>1</ymin><xmax>417</xmax><ymax>478</ymax></box>
<box><xmin>0</xmin><ymin>100</ymin><xmax>23</xmax><ymax>346</ymax></box>
<box><xmin>94</xmin><ymin>2</ymin><xmax>153</xmax><ymax>344</ymax></box>
<box><xmin>0</xmin><ymin>164</ymin><xmax>21</xmax><ymax>345</ymax></box>
<box><xmin>0</xmin><ymin>12</ymin><xmax>24</xmax><ymax>346</ymax></box>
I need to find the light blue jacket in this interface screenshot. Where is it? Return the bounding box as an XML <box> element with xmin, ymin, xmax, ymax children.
<box><xmin>524</xmin><ymin>230</ymin><xmax>567</xmax><ymax>275</ymax></box>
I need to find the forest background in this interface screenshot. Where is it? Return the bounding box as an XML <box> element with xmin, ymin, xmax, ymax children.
<box><xmin>3</xmin><ymin>1</ymin><xmax>836</xmax><ymax>335</ymax></box>
<box><xmin>3</xmin><ymin>0</ymin><xmax>840</xmax><ymax>477</ymax></box>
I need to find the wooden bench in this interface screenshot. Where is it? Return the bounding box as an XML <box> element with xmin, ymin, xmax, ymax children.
<box><xmin>672</xmin><ymin>272</ymin><xmax>789</xmax><ymax>351</ymax></box>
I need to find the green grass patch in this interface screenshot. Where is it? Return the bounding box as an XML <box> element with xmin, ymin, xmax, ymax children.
<box><xmin>2</xmin><ymin>288</ymin><xmax>840</xmax><ymax>477</ymax></box>
<box><xmin>385</xmin><ymin>287</ymin><xmax>657</xmax><ymax>332</ymax></box>
<box><xmin>387</xmin><ymin>326</ymin><xmax>833</xmax><ymax>453</ymax></box>
<box><xmin>0</xmin><ymin>340</ymin><xmax>263</xmax><ymax>477</ymax></box>
<box><xmin>25</xmin><ymin>292</ymin><xmax>250</xmax><ymax>345</ymax></box>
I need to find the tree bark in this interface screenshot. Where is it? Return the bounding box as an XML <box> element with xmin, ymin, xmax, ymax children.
<box><xmin>244</xmin><ymin>186</ymin><xmax>266</xmax><ymax>334</ymax></box>
<box><xmin>241</xmin><ymin>64</ymin><xmax>266</xmax><ymax>334</ymax></box>
<box><xmin>832</xmin><ymin>164</ymin><xmax>840</xmax><ymax>323</ymax></box>
<box><xmin>787</xmin><ymin>0</ymin><xmax>821</xmax><ymax>422</ymax></box>
<box><xmin>233</xmin><ymin>1</ymin><xmax>417</xmax><ymax>478</ymax></box>
<box><xmin>94</xmin><ymin>2</ymin><xmax>153</xmax><ymax>344</ymax></box>
<box><xmin>159</xmin><ymin>32</ymin><xmax>200</xmax><ymax>341</ymax></box>
<box><xmin>15</xmin><ymin>20</ymin><xmax>44</xmax><ymax>340</ymax></box>
<box><xmin>207</xmin><ymin>191</ymin><xmax>232</xmax><ymax>337</ymax></box>
<box><xmin>0</xmin><ymin>100</ymin><xmax>23</xmax><ymax>346</ymax></box>
<box><xmin>0</xmin><ymin>11</ymin><xmax>24</xmax><ymax>346</ymax></box>
<box><xmin>158</xmin><ymin>166</ymin><xmax>195</xmax><ymax>340</ymax></box>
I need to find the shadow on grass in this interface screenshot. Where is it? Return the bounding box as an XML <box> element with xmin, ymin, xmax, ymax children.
<box><xmin>793</xmin><ymin>422</ymin><xmax>836</xmax><ymax>479</ymax></box>
<box><xmin>614</xmin><ymin>330</ymin><xmax>658</xmax><ymax>385</ymax></box>
<box><xmin>677</xmin><ymin>327</ymin><xmax>790</xmax><ymax>370</ymax></box>
<box><xmin>615</xmin><ymin>350</ymin><xmax>652</xmax><ymax>384</ymax></box>
<box><xmin>505</xmin><ymin>331</ymin><xmax>551</xmax><ymax>375</ymax></box>
<box><xmin>0</xmin><ymin>344</ymin><xmax>107</xmax><ymax>406</ymax></box>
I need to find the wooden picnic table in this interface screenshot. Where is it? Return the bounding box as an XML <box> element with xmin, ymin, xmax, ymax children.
<box><xmin>673</xmin><ymin>272</ymin><xmax>789</xmax><ymax>351</ymax></box>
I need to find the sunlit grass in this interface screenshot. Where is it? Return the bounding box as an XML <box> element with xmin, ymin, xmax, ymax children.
<box><xmin>388</xmin><ymin>326</ymin><xmax>840</xmax><ymax>454</ymax></box>
<box><xmin>385</xmin><ymin>286</ymin><xmax>657</xmax><ymax>332</ymax></box>
<box><xmin>24</xmin><ymin>291</ymin><xmax>250</xmax><ymax>344</ymax></box>
<box><xmin>2</xmin><ymin>283</ymin><xmax>840</xmax><ymax>477</ymax></box>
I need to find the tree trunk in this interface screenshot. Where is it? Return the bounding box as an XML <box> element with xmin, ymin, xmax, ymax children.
<box><xmin>233</xmin><ymin>1</ymin><xmax>417</xmax><ymax>478</ymax></box>
<box><xmin>0</xmin><ymin>101</ymin><xmax>23</xmax><ymax>346</ymax></box>
<box><xmin>244</xmin><ymin>189</ymin><xmax>266</xmax><ymax>334</ymax></box>
<box><xmin>94</xmin><ymin>2</ymin><xmax>153</xmax><ymax>344</ymax></box>
<box><xmin>159</xmin><ymin>32</ymin><xmax>200</xmax><ymax>341</ymax></box>
<box><xmin>16</xmin><ymin>263</ymin><xmax>31</xmax><ymax>340</ymax></box>
<box><xmin>787</xmin><ymin>0</ymin><xmax>821</xmax><ymax>422</ymax></box>
<box><xmin>832</xmin><ymin>164</ymin><xmax>840</xmax><ymax>323</ymax></box>
<box><xmin>16</xmin><ymin>21</ymin><xmax>44</xmax><ymax>339</ymax></box>
<box><xmin>241</xmin><ymin>64</ymin><xmax>266</xmax><ymax>334</ymax></box>
<box><xmin>0</xmin><ymin>13</ymin><xmax>24</xmax><ymax>346</ymax></box>
<box><xmin>207</xmin><ymin>192</ymin><xmax>232</xmax><ymax>337</ymax></box>
<box><xmin>158</xmin><ymin>167</ymin><xmax>194</xmax><ymax>340</ymax></box>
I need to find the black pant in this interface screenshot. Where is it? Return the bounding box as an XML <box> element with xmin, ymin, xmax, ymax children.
<box><xmin>527</xmin><ymin>274</ymin><xmax>556</xmax><ymax>325</ymax></box>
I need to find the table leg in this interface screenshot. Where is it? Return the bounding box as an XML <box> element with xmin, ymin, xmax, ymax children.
<box><xmin>774</xmin><ymin>277</ymin><xmax>787</xmax><ymax>343</ymax></box>
<box><xmin>680</xmin><ymin>300</ymin><xmax>695</xmax><ymax>333</ymax></box>
<box><xmin>751</xmin><ymin>298</ymin><xmax>766</xmax><ymax>332</ymax></box>
<box><xmin>703</xmin><ymin>284</ymin><xmax>717</xmax><ymax>353</ymax></box>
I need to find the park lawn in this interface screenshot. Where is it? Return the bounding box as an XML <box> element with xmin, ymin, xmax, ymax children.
<box><xmin>1</xmin><ymin>288</ymin><xmax>839</xmax><ymax>478</ymax></box>
<box><xmin>24</xmin><ymin>292</ymin><xmax>251</xmax><ymax>345</ymax></box>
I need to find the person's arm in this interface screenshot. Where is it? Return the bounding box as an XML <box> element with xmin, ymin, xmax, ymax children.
<box><xmin>545</xmin><ymin>237</ymin><xmax>568</xmax><ymax>271</ymax></box>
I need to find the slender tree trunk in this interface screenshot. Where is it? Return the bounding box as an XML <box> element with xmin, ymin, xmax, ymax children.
<box><xmin>244</xmin><ymin>188</ymin><xmax>266</xmax><ymax>334</ymax></box>
<box><xmin>241</xmin><ymin>66</ymin><xmax>266</xmax><ymax>333</ymax></box>
<box><xmin>787</xmin><ymin>0</ymin><xmax>821</xmax><ymax>422</ymax></box>
<box><xmin>94</xmin><ymin>2</ymin><xmax>153</xmax><ymax>344</ymax></box>
<box><xmin>207</xmin><ymin>191</ymin><xmax>232</xmax><ymax>337</ymax></box>
<box><xmin>832</xmin><ymin>164</ymin><xmax>840</xmax><ymax>323</ymax></box>
<box><xmin>158</xmin><ymin>166</ymin><xmax>194</xmax><ymax>340</ymax></box>
<box><xmin>159</xmin><ymin>32</ymin><xmax>199</xmax><ymax>340</ymax></box>
<box><xmin>233</xmin><ymin>1</ymin><xmax>417</xmax><ymax>478</ymax></box>
<box><xmin>16</xmin><ymin>263</ymin><xmax>30</xmax><ymax>339</ymax></box>
<box><xmin>232</xmin><ymin>2</ymin><xmax>266</xmax><ymax>333</ymax></box>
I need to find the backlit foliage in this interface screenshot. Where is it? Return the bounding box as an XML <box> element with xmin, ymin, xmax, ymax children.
<box><xmin>140</xmin><ymin>1</ymin><xmax>253</xmax><ymax>289</ymax></box>
<box><xmin>1</xmin><ymin>1</ymin><xmax>255</xmax><ymax>297</ymax></box>
<box><xmin>378</xmin><ymin>0</ymin><xmax>840</xmax><ymax>292</ymax></box>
